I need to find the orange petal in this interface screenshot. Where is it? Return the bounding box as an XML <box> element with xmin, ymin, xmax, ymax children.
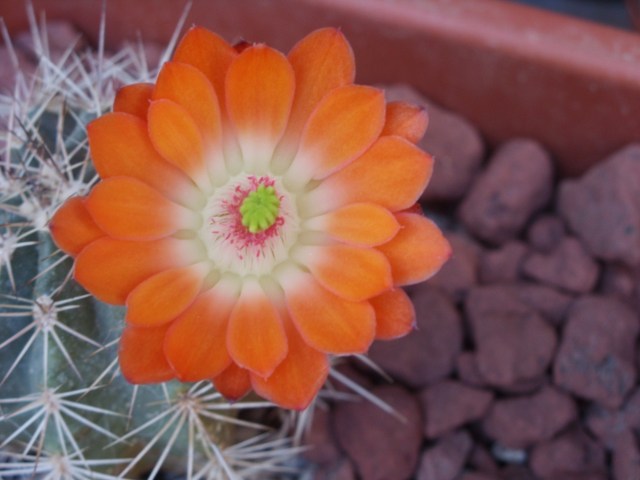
<box><xmin>125</xmin><ymin>263</ymin><xmax>208</xmax><ymax>327</ymax></box>
<box><xmin>377</xmin><ymin>213</ymin><xmax>452</xmax><ymax>286</ymax></box>
<box><xmin>164</xmin><ymin>284</ymin><xmax>238</xmax><ymax>381</ymax></box>
<box><xmin>305</xmin><ymin>202</ymin><xmax>399</xmax><ymax>247</ymax></box>
<box><xmin>153</xmin><ymin>62</ymin><xmax>222</xmax><ymax>149</ymax></box>
<box><xmin>286</xmin><ymin>27</ymin><xmax>354</xmax><ymax>141</ymax></box>
<box><xmin>225</xmin><ymin>45</ymin><xmax>295</xmax><ymax>171</ymax></box>
<box><xmin>295</xmin><ymin>245</ymin><xmax>392</xmax><ymax>302</ymax></box>
<box><xmin>226</xmin><ymin>280</ymin><xmax>288</xmax><ymax>378</ymax></box>
<box><xmin>147</xmin><ymin>99</ymin><xmax>209</xmax><ymax>188</ymax></box>
<box><xmin>371</xmin><ymin>288</ymin><xmax>416</xmax><ymax>340</ymax></box>
<box><xmin>281</xmin><ymin>269</ymin><xmax>375</xmax><ymax>354</ymax></box>
<box><xmin>74</xmin><ymin>237</ymin><xmax>194</xmax><ymax>305</ymax></box>
<box><xmin>212</xmin><ymin>363</ymin><xmax>251</xmax><ymax>402</ymax></box>
<box><xmin>381</xmin><ymin>101</ymin><xmax>428</xmax><ymax>144</ymax></box>
<box><xmin>285</xmin><ymin>85</ymin><xmax>385</xmax><ymax>186</ymax></box>
<box><xmin>85</xmin><ymin>177</ymin><xmax>197</xmax><ymax>240</ymax></box>
<box><xmin>87</xmin><ymin>113</ymin><xmax>198</xmax><ymax>206</ymax></box>
<box><xmin>119</xmin><ymin>324</ymin><xmax>174</xmax><ymax>384</ymax></box>
<box><xmin>303</xmin><ymin>136</ymin><xmax>433</xmax><ymax>215</ymax></box>
<box><xmin>252</xmin><ymin>313</ymin><xmax>328</xmax><ymax>410</ymax></box>
<box><xmin>173</xmin><ymin>26</ymin><xmax>237</xmax><ymax>114</ymax></box>
<box><xmin>113</xmin><ymin>83</ymin><xmax>153</xmax><ymax>119</ymax></box>
<box><xmin>49</xmin><ymin>197</ymin><xmax>104</xmax><ymax>256</ymax></box>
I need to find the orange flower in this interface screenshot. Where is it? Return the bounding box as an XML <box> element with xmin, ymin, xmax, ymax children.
<box><xmin>49</xmin><ymin>27</ymin><xmax>451</xmax><ymax>410</ymax></box>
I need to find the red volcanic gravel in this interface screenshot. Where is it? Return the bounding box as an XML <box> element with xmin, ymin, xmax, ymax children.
<box><xmin>304</xmin><ymin>85</ymin><xmax>640</xmax><ymax>480</ymax></box>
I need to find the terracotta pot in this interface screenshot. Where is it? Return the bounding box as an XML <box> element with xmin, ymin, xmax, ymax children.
<box><xmin>2</xmin><ymin>0</ymin><xmax>639</xmax><ymax>176</ymax></box>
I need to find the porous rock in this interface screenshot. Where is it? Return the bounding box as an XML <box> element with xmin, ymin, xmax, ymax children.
<box><xmin>479</xmin><ymin>241</ymin><xmax>527</xmax><ymax>284</ymax></box>
<box><xmin>459</xmin><ymin>139</ymin><xmax>553</xmax><ymax>245</ymax></box>
<box><xmin>554</xmin><ymin>296</ymin><xmax>639</xmax><ymax>408</ymax></box>
<box><xmin>416</xmin><ymin>430</ymin><xmax>473</xmax><ymax>480</ymax></box>
<box><xmin>522</xmin><ymin>236</ymin><xmax>600</xmax><ymax>294</ymax></box>
<box><xmin>332</xmin><ymin>385</ymin><xmax>422</xmax><ymax>480</ymax></box>
<box><xmin>482</xmin><ymin>386</ymin><xmax>577</xmax><ymax>448</ymax></box>
<box><xmin>466</xmin><ymin>286</ymin><xmax>557</xmax><ymax>387</ymax></box>
<box><xmin>369</xmin><ymin>286</ymin><xmax>462</xmax><ymax>388</ymax></box>
<box><xmin>420</xmin><ymin>380</ymin><xmax>493</xmax><ymax>438</ymax></box>
<box><xmin>558</xmin><ymin>144</ymin><xmax>640</xmax><ymax>267</ymax></box>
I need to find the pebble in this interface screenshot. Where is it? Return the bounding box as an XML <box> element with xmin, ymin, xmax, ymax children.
<box><xmin>558</xmin><ymin>144</ymin><xmax>640</xmax><ymax>267</ymax></box>
<box><xmin>554</xmin><ymin>296</ymin><xmax>639</xmax><ymax>408</ymax></box>
<box><xmin>369</xmin><ymin>286</ymin><xmax>462</xmax><ymax>388</ymax></box>
<box><xmin>419</xmin><ymin>380</ymin><xmax>493</xmax><ymax>438</ymax></box>
<box><xmin>332</xmin><ymin>385</ymin><xmax>422</xmax><ymax>480</ymax></box>
<box><xmin>459</xmin><ymin>139</ymin><xmax>554</xmax><ymax>245</ymax></box>
<box><xmin>416</xmin><ymin>430</ymin><xmax>473</xmax><ymax>480</ymax></box>
<box><xmin>482</xmin><ymin>386</ymin><xmax>577</xmax><ymax>448</ymax></box>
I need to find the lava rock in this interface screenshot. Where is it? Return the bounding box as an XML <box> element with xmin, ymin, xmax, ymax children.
<box><xmin>458</xmin><ymin>474</ymin><xmax>499</xmax><ymax>480</ymax></box>
<box><xmin>522</xmin><ymin>236</ymin><xmax>600</xmax><ymax>294</ymax></box>
<box><xmin>312</xmin><ymin>457</ymin><xmax>356</xmax><ymax>480</ymax></box>
<box><xmin>468</xmin><ymin>444</ymin><xmax>499</xmax><ymax>475</ymax></box>
<box><xmin>554</xmin><ymin>296</ymin><xmax>639</xmax><ymax>408</ymax></box>
<box><xmin>427</xmin><ymin>232</ymin><xmax>481</xmax><ymax>302</ymax></box>
<box><xmin>508</xmin><ymin>283</ymin><xmax>573</xmax><ymax>326</ymax></box>
<box><xmin>529</xmin><ymin>427</ymin><xmax>606</xmax><ymax>479</ymax></box>
<box><xmin>479</xmin><ymin>241</ymin><xmax>528</xmax><ymax>284</ymax></box>
<box><xmin>482</xmin><ymin>386</ymin><xmax>577</xmax><ymax>448</ymax></box>
<box><xmin>613</xmin><ymin>431</ymin><xmax>640</xmax><ymax>480</ymax></box>
<box><xmin>302</xmin><ymin>407</ymin><xmax>341</xmax><ymax>465</ymax></box>
<box><xmin>416</xmin><ymin>430</ymin><xmax>473</xmax><ymax>480</ymax></box>
<box><xmin>586</xmin><ymin>388</ymin><xmax>640</xmax><ymax>448</ymax></box>
<box><xmin>369</xmin><ymin>286</ymin><xmax>462</xmax><ymax>388</ymax></box>
<box><xmin>420</xmin><ymin>380</ymin><xmax>493</xmax><ymax>438</ymax></box>
<box><xmin>459</xmin><ymin>139</ymin><xmax>553</xmax><ymax>245</ymax></box>
<box><xmin>456</xmin><ymin>352</ymin><xmax>489</xmax><ymax>388</ymax></box>
<box><xmin>332</xmin><ymin>385</ymin><xmax>422</xmax><ymax>480</ymax></box>
<box><xmin>466</xmin><ymin>286</ymin><xmax>557</xmax><ymax>387</ymax></box>
<box><xmin>558</xmin><ymin>144</ymin><xmax>640</xmax><ymax>267</ymax></box>
<box><xmin>527</xmin><ymin>214</ymin><xmax>566</xmax><ymax>253</ymax></box>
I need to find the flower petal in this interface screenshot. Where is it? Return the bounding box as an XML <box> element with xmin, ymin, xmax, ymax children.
<box><xmin>119</xmin><ymin>324</ymin><xmax>174</xmax><ymax>384</ymax></box>
<box><xmin>285</xmin><ymin>27</ymin><xmax>354</xmax><ymax>142</ymax></box>
<box><xmin>251</xmin><ymin>313</ymin><xmax>328</xmax><ymax>410</ymax></box>
<box><xmin>285</xmin><ymin>85</ymin><xmax>385</xmax><ymax>186</ymax></box>
<box><xmin>304</xmin><ymin>202</ymin><xmax>399</xmax><ymax>247</ymax></box>
<box><xmin>227</xmin><ymin>280</ymin><xmax>288</xmax><ymax>378</ymax></box>
<box><xmin>113</xmin><ymin>83</ymin><xmax>154</xmax><ymax>119</ymax></box>
<box><xmin>173</xmin><ymin>26</ymin><xmax>237</xmax><ymax>114</ymax></box>
<box><xmin>125</xmin><ymin>263</ymin><xmax>209</xmax><ymax>328</ymax></box>
<box><xmin>302</xmin><ymin>136</ymin><xmax>433</xmax><ymax>215</ymax></box>
<box><xmin>371</xmin><ymin>288</ymin><xmax>416</xmax><ymax>340</ymax></box>
<box><xmin>164</xmin><ymin>283</ymin><xmax>238</xmax><ymax>381</ymax></box>
<box><xmin>280</xmin><ymin>268</ymin><xmax>375</xmax><ymax>354</ymax></box>
<box><xmin>153</xmin><ymin>62</ymin><xmax>222</xmax><ymax>150</ymax></box>
<box><xmin>74</xmin><ymin>237</ymin><xmax>195</xmax><ymax>305</ymax></box>
<box><xmin>381</xmin><ymin>101</ymin><xmax>428</xmax><ymax>144</ymax></box>
<box><xmin>87</xmin><ymin>113</ymin><xmax>199</xmax><ymax>206</ymax></box>
<box><xmin>49</xmin><ymin>197</ymin><xmax>104</xmax><ymax>256</ymax></box>
<box><xmin>147</xmin><ymin>99</ymin><xmax>209</xmax><ymax>189</ymax></box>
<box><xmin>85</xmin><ymin>177</ymin><xmax>198</xmax><ymax>240</ymax></box>
<box><xmin>377</xmin><ymin>213</ymin><xmax>452</xmax><ymax>286</ymax></box>
<box><xmin>212</xmin><ymin>363</ymin><xmax>251</xmax><ymax>402</ymax></box>
<box><xmin>295</xmin><ymin>245</ymin><xmax>392</xmax><ymax>302</ymax></box>
<box><xmin>225</xmin><ymin>45</ymin><xmax>295</xmax><ymax>171</ymax></box>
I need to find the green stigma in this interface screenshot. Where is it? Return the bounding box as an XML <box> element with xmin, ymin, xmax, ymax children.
<box><xmin>239</xmin><ymin>185</ymin><xmax>281</xmax><ymax>233</ymax></box>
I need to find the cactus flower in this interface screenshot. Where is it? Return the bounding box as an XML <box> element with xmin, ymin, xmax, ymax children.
<box><xmin>49</xmin><ymin>26</ymin><xmax>451</xmax><ymax>410</ymax></box>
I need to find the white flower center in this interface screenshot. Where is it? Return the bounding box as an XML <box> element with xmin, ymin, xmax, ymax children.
<box><xmin>199</xmin><ymin>173</ymin><xmax>300</xmax><ymax>276</ymax></box>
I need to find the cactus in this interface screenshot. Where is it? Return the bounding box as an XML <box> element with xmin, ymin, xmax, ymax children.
<box><xmin>0</xmin><ymin>8</ymin><xmax>301</xmax><ymax>479</ymax></box>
